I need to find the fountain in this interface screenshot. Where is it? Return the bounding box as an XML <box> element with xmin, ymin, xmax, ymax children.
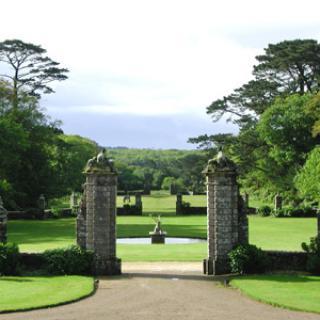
<box><xmin>149</xmin><ymin>215</ymin><xmax>166</xmax><ymax>244</ymax></box>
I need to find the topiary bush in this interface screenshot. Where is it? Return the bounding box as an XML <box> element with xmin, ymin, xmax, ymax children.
<box><xmin>43</xmin><ymin>245</ymin><xmax>93</xmax><ymax>275</ymax></box>
<box><xmin>257</xmin><ymin>205</ymin><xmax>272</xmax><ymax>217</ymax></box>
<box><xmin>302</xmin><ymin>236</ymin><xmax>320</xmax><ymax>274</ymax></box>
<box><xmin>228</xmin><ymin>244</ymin><xmax>270</xmax><ymax>274</ymax></box>
<box><xmin>0</xmin><ymin>242</ymin><xmax>20</xmax><ymax>275</ymax></box>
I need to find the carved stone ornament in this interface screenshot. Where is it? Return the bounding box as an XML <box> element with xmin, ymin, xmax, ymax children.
<box><xmin>84</xmin><ymin>149</ymin><xmax>116</xmax><ymax>174</ymax></box>
<box><xmin>203</xmin><ymin>150</ymin><xmax>237</xmax><ymax>174</ymax></box>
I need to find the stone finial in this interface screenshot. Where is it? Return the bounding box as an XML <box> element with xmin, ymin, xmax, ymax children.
<box><xmin>203</xmin><ymin>150</ymin><xmax>237</xmax><ymax>174</ymax></box>
<box><xmin>84</xmin><ymin>148</ymin><xmax>116</xmax><ymax>174</ymax></box>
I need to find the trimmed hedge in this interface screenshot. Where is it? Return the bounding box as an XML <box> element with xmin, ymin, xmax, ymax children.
<box><xmin>42</xmin><ymin>246</ymin><xmax>94</xmax><ymax>275</ymax></box>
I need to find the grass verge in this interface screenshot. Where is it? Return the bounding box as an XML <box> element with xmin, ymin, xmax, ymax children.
<box><xmin>230</xmin><ymin>274</ymin><xmax>320</xmax><ymax>314</ymax></box>
<box><xmin>0</xmin><ymin>275</ymin><xmax>94</xmax><ymax>313</ymax></box>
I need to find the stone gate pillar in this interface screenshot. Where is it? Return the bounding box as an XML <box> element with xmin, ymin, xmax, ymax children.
<box><xmin>0</xmin><ymin>196</ymin><xmax>8</xmax><ymax>243</ymax></box>
<box><xmin>203</xmin><ymin>151</ymin><xmax>247</xmax><ymax>275</ymax></box>
<box><xmin>84</xmin><ymin>149</ymin><xmax>121</xmax><ymax>275</ymax></box>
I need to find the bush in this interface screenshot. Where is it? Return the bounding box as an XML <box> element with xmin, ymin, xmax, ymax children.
<box><xmin>257</xmin><ymin>205</ymin><xmax>272</xmax><ymax>217</ymax></box>
<box><xmin>302</xmin><ymin>236</ymin><xmax>320</xmax><ymax>274</ymax></box>
<box><xmin>228</xmin><ymin>244</ymin><xmax>270</xmax><ymax>274</ymax></box>
<box><xmin>43</xmin><ymin>245</ymin><xmax>93</xmax><ymax>275</ymax></box>
<box><xmin>0</xmin><ymin>243</ymin><xmax>20</xmax><ymax>275</ymax></box>
<box><xmin>181</xmin><ymin>201</ymin><xmax>190</xmax><ymax>208</ymax></box>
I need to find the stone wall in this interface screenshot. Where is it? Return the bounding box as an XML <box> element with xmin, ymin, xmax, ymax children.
<box><xmin>265</xmin><ymin>251</ymin><xmax>308</xmax><ymax>271</ymax></box>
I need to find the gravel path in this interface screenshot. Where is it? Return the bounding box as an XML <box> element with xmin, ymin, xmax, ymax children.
<box><xmin>1</xmin><ymin>262</ymin><xmax>319</xmax><ymax>320</ymax></box>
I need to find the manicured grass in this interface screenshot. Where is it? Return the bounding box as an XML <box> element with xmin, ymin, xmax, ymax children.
<box><xmin>7</xmin><ymin>216</ymin><xmax>317</xmax><ymax>261</ymax></box>
<box><xmin>0</xmin><ymin>276</ymin><xmax>94</xmax><ymax>312</ymax></box>
<box><xmin>249</xmin><ymin>215</ymin><xmax>317</xmax><ymax>251</ymax></box>
<box><xmin>8</xmin><ymin>219</ymin><xmax>76</xmax><ymax>252</ymax></box>
<box><xmin>230</xmin><ymin>275</ymin><xmax>320</xmax><ymax>314</ymax></box>
<box><xmin>118</xmin><ymin>243</ymin><xmax>206</xmax><ymax>261</ymax></box>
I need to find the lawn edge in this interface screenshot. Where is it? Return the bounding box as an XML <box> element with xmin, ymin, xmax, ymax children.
<box><xmin>230</xmin><ymin>276</ymin><xmax>320</xmax><ymax>315</ymax></box>
<box><xmin>0</xmin><ymin>276</ymin><xmax>97</xmax><ymax>314</ymax></box>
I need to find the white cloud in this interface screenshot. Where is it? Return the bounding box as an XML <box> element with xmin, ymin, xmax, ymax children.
<box><xmin>1</xmin><ymin>0</ymin><xmax>320</xmax><ymax>147</ymax></box>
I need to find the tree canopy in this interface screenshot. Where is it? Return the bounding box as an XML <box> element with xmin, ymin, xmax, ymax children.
<box><xmin>190</xmin><ymin>39</ymin><xmax>320</xmax><ymax>202</ymax></box>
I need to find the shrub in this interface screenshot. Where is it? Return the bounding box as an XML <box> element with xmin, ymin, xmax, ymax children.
<box><xmin>257</xmin><ymin>205</ymin><xmax>272</xmax><ymax>217</ymax></box>
<box><xmin>0</xmin><ymin>242</ymin><xmax>20</xmax><ymax>275</ymax></box>
<box><xmin>43</xmin><ymin>245</ymin><xmax>93</xmax><ymax>275</ymax></box>
<box><xmin>228</xmin><ymin>244</ymin><xmax>270</xmax><ymax>274</ymax></box>
<box><xmin>302</xmin><ymin>236</ymin><xmax>320</xmax><ymax>274</ymax></box>
<box><xmin>271</xmin><ymin>208</ymin><xmax>287</xmax><ymax>217</ymax></box>
<box><xmin>181</xmin><ymin>201</ymin><xmax>190</xmax><ymax>208</ymax></box>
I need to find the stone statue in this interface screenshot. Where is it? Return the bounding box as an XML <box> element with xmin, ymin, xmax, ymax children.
<box><xmin>204</xmin><ymin>149</ymin><xmax>237</xmax><ymax>173</ymax></box>
<box><xmin>85</xmin><ymin>149</ymin><xmax>115</xmax><ymax>173</ymax></box>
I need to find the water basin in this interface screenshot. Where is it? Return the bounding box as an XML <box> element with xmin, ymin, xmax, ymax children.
<box><xmin>117</xmin><ymin>237</ymin><xmax>206</xmax><ymax>244</ymax></box>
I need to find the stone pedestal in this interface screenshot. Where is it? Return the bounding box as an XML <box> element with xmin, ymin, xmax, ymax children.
<box><xmin>83</xmin><ymin>149</ymin><xmax>121</xmax><ymax>275</ymax></box>
<box><xmin>0</xmin><ymin>196</ymin><xmax>7</xmax><ymax>243</ymax></box>
<box><xmin>135</xmin><ymin>193</ymin><xmax>142</xmax><ymax>210</ymax></box>
<box><xmin>203</xmin><ymin>151</ymin><xmax>246</xmax><ymax>275</ymax></box>
<box><xmin>243</xmin><ymin>193</ymin><xmax>249</xmax><ymax>208</ymax></box>
<box><xmin>176</xmin><ymin>193</ymin><xmax>183</xmax><ymax>215</ymax></box>
<box><xmin>274</xmin><ymin>194</ymin><xmax>282</xmax><ymax>210</ymax></box>
<box><xmin>37</xmin><ymin>194</ymin><xmax>46</xmax><ymax>210</ymax></box>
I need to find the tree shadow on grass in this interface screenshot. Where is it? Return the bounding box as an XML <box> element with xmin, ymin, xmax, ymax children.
<box><xmin>0</xmin><ymin>278</ymin><xmax>34</xmax><ymax>283</ymax></box>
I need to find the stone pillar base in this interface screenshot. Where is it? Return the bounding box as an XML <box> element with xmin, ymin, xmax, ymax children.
<box><xmin>94</xmin><ymin>257</ymin><xmax>121</xmax><ymax>275</ymax></box>
<box><xmin>203</xmin><ymin>258</ymin><xmax>230</xmax><ymax>275</ymax></box>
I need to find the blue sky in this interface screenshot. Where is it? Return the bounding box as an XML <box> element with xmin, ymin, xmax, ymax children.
<box><xmin>1</xmin><ymin>0</ymin><xmax>320</xmax><ymax>149</ymax></box>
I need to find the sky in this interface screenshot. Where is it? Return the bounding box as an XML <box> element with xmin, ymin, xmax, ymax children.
<box><xmin>1</xmin><ymin>0</ymin><xmax>320</xmax><ymax>149</ymax></box>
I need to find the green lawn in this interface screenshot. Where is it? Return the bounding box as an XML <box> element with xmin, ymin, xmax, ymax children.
<box><xmin>0</xmin><ymin>276</ymin><xmax>94</xmax><ymax>312</ymax></box>
<box><xmin>7</xmin><ymin>216</ymin><xmax>317</xmax><ymax>260</ymax></box>
<box><xmin>117</xmin><ymin>193</ymin><xmax>207</xmax><ymax>215</ymax></box>
<box><xmin>231</xmin><ymin>275</ymin><xmax>320</xmax><ymax>314</ymax></box>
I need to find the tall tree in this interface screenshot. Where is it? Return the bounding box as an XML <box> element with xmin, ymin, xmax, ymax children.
<box><xmin>204</xmin><ymin>39</ymin><xmax>320</xmax><ymax>127</ymax></box>
<box><xmin>254</xmin><ymin>39</ymin><xmax>320</xmax><ymax>94</ymax></box>
<box><xmin>0</xmin><ymin>39</ymin><xmax>68</xmax><ymax>110</ymax></box>
<box><xmin>295</xmin><ymin>146</ymin><xmax>320</xmax><ymax>203</ymax></box>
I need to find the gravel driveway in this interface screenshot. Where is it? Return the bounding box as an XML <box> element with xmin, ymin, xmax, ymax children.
<box><xmin>1</xmin><ymin>262</ymin><xmax>319</xmax><ymax>320</ymax></box>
